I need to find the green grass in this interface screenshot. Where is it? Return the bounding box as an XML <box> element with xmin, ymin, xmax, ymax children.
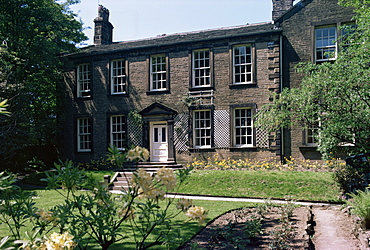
<box><xmin>177</xmin><ymin>170</ymin><xmax>340</xmax><ymax>202</ymax></box>
<box><xmin>21</xmin><ymin>170</ymin><xmax>114</xmax><ymax>187</ymax></box>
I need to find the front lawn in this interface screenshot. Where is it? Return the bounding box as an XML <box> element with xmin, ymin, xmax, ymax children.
<box><xmin>177</xmin><ymin>170</ymin><xmax>340</xmax><ymax>202</ymax></box>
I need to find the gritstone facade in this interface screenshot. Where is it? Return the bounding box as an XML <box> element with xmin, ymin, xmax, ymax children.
<box><xmin>59</xmin><ymin>0</ymin><xmax>354</xmax><ymax>166</ymax></box>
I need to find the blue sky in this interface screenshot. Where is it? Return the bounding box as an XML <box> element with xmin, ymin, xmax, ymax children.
<box><xmin>70</xmin><ymin>0</ymin><xmax>293</xmax><ymax>46</ymax></box>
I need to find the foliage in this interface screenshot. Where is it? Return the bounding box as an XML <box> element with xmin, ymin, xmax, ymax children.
<box><xmin>255</xmin><ymin>2</ymin><xmax>370</xmax><ymax>159</ymax></box>
<box><xmin>0</xmin><ymin>172</ymin><xmax>37</xmax><ymax>239</ymax></box>
<box><xmin>346</xmin><ymin>189</ymin><xmax>370</xmax><ymax>229</ymax></box>
<box><xmin>0</xmin><ymin>99</ymin><xmax>10</xmax><ymax>116</ymax></box>
<box><xmin>25</xmin><ymin>157</ymin><xmax>48</xmax><ymax>173</ymax></box>
<box><xmin>128</xmin><ymin>110</ymin><xmax>143</xmax><ymax>127</ymax></box>
<box><xmin>0</xmin><ymin>236</ymin><xmax>11</xmax><ymax>249</ymax></box>
<box><xmin>0</xmin><ymin>0</ymin><xmax>87</xmax><ymax>170</ymax></box>
<box><xmin>0</xmin><ymin>147</ymin><xmax>207</xmax><ymax>250</ymax></box>
<box><xmin>332</xmin><ymin>161</ymin><xmax>366</xmax><ymax>195</ymax></box>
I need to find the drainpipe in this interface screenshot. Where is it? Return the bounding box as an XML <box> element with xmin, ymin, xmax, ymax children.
<box><xmin>279</xmin><ymin>34</ymin><xmax>285</xmax><ymax>162</ymax></box>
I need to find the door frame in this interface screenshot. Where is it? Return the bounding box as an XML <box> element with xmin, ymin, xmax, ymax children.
<box><xmin>139</xmin><ymin>102</ymin><xmax>178</xmax><ymax>163</ymax></box>
<box><xmin>150</xmin><ymin>122</ymin><xmax>168</xmax><ymax>162</ymax></box>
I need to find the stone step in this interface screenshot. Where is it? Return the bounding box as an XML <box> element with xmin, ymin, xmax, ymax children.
<box><xmin>110</xmin><ymin>163</ymin><xmax>183</xmax><ymax>191</ymax></box>
<box><xmin>112</xmin><ymin>185</ymin><xmax>129</xmax><ymax>191</ymax></box>
<box><xmin>125</xmin><ymin>162</ymin><xmax>183</xmax><ymax>169</ymax></box>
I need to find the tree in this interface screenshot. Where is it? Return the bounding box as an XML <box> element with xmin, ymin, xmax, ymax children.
<box><xmin>0</xmin><ymin>0</ymin><xmax>87</xmax><ymax>171</ymax></box>
<box><xmin>256</xmin><ymin>0</ymin><xmax>370</xmax><ymax>159</ymax></box>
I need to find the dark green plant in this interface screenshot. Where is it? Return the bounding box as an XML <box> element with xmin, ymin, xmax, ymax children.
<box><xmin>0</xmin><ymin>99</ymin><xmax>10</xmax><ymax>116</ymax></box>
<box><xmin>0</xmin><ymin>0</ymin><xmax>87</xmax><ymax>170</ymax></box>
<box><xmin>0</xmin><ymin>172</ymin><xmax>37</xmax><ymax>239</ymax></box>
<box><xmin>333</xmin><ymin>163</ymin><xmax>365</xmax><ymax>195</ymax></box>
<box><xmin>346</xmin><ymin>189</ymin><xmax>370</xmax><ymax>229</ymax></box>
<box><xmin>25</xmin><ymin>157</ymin><xmax>47</xmax><ymax>173</ymax></box>
<box><xmin>244</xmin><ymin>216</ymin><xmax>263</xmax><ymax>239</ymax></box>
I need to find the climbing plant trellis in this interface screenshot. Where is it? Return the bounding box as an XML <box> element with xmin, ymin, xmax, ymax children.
<box><xmin>126</xmin><ymin>109</ymin><xmax>270</xmax><ymax>153</ymax></box>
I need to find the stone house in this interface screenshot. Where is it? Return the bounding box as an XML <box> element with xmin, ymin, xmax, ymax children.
<box><xmin>59</xmin><ymin>0</ymin><xmax>354</xmax><ymax>166</ymax></box>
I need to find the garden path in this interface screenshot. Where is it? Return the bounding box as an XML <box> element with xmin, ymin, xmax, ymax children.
<box><xmin>312</xmin><ymin>206</ymin><xmax>363</xmax><ymax>250</ymax></box>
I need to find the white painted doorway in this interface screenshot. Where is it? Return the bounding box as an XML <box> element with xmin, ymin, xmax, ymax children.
<box><xmin>150</xmin><ymin>122</ymin><xmax>168</xmax><ymax>162</ymax></box>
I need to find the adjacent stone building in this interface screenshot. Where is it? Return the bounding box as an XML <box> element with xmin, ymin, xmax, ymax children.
<box><xmin>59</xmin><ymin>0</ymin><xmax>354</xmax><ymax>166</ymax></box>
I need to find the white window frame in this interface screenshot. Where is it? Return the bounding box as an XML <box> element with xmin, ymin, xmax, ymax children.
<box><xmin>305</xmin><ymin>118</ymin><xmax>321</xmax><ymax>146</ymax></box>
<box><xmin>315</xmin><ymin>26</ymin><xmax>337</xmax><ymax>62</ymax></box>
<box><xmin>77</xmin><ymin>64</ymin><xmax>91</xmax><ymax>98</ymax></box>
<box><xmin>192</xmin><ymin>49</ymin><xmax>211</xmax><ymax>88</ymax></box>
<box><xmin>233</xmin><ymin>108</ymin><xmax>254</xmax><ymax>147</ymax></box>
<box><xmin>110</xmin><ymin>115</ymin><xmax>126</xmax><ymax>150</ymax></box>
<box><xmin>77</xmin><ymin>118</ymin><xmax>91</xmax><ymax>152</ymax></box>
<box><xmin>306</xmin><ymin>126</ymin><xmax>319</xmax><ymax>146</ymax></box>
<box><xmin>233</xmin><ymin>44</ymin><xmax>253</xmax><ymax>84</ymax></box>
<box><xmin>111</xmin><ymin>59</ymin><xmax>127</xmax><ymax>94</ymax></box>
<box><xmin>193</xmin><ymin>109</ymin><xmax>212</xmax><ymax>148</ymax></box>
<box><xmin>150</xmin><ymin>55</ymin><xmax>167</xmax><ymax>91</ymax></box>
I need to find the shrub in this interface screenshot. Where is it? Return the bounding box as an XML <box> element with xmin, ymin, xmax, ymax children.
<box><xmin>346</xmin><ymin>189</ymin><xmax>370</xmax><ymax>229</ymax></box>
<box><xmin>333</xmin><ymin>161</ymin><xmax>365</xmax><ymax>195</ymax></box>
<box><xmin>0</xmin><ymin>146</ymin><xmax>207</xmax><ymax>250</ymax></box>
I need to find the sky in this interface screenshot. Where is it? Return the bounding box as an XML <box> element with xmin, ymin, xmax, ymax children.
<box><xmin>70</xmin><ymin>0</ymin><xmax>287</xmax><ymax>46</ymax></box>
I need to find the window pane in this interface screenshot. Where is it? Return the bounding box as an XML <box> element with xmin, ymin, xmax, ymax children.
<box><xmin>315</xmin><ymin>26</ymin><xmax>337</xmax><ymax>62</ymax></box>
<box><xmin>77</xmin><ymin>64</ymin><xmax>91</xmax><ymax>98</ymax></box>
<box><xmin>234</xmin><ymin>108</ymin><xmax>253</xmax><ymax>147</ymax></box>
<box><xmin>233</xmin><ymin>45</ymin><xmax>253</xmax><ymax>84</ymax></box>
<box><xmin>194</xmin><ymin>110</ymin><xmax>211</xmax><ymax>148</ymax></box>
<box><xmin>111</xmin><ymin>59</ymin><xmax>126</xmax><ymax>94</ymax></box>
<box><xmin>111</xmin><ymin>115</ymin><xmax>126</xmax><ymax>149</ymax></box>
<box><xmin>78</xmin><ymin>118</ymin><xmax>91</xmax><ymax>152</ymax></box>
<box><xmin>161</xmin><ymin>127</ymin><xmax>166</xmax><ymax>142</ymax></box>
<box><xmin>151</xmin><ymin>55</ymin><xmax>167</xmax><ymax>91</ymax></box>
<box><xmin>193</xmin><ymin>50</ymin><xmax>211</xmax><ymax>87</ymax></box>
<box><xmin>154</xmin><ymin>128</ymin><xmax>159</xmax><ymax>142</ymax></box>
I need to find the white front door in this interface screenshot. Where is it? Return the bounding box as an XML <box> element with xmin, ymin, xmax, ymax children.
<box><xmin>150</xmin><ymin>123</ymin><xmax>168</xmax><ymax>162</ymax></box>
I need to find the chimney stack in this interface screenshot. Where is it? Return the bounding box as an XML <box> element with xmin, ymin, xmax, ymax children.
<box><xmin>94</xmin><ymin>5</ymin><xmax>114</xmax><ymax>45</ymax></box>
<box><xmin>272</xmin><ymin>0</ymin><xmax>293</xmax><ymax>20</ymax></box>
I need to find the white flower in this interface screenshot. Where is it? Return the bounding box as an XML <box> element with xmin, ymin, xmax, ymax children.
<box><xmin>131</xmin><ymin>168</ymin><xmax>153</xmax><ymax>193</ymax></box>
<box><xmin>44</xmin><ymin>232</ymin><xmax>76</xmax><ymax>250</ymax></box>
<box><xmin>126</xmin><ymin>146</ymin><xmax>150</xmax><ymax>162</ymax></box>
<box><xmin>155</xmin><ymin>168</ymin><xmax>177</xmax><ymax>190</ymax></box>
<box><xmin>186</xmin><ymin>206</ymin><xmax>207</xmax><ymax>225</ymax></box>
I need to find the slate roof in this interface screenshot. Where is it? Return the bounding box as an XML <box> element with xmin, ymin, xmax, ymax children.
<box><xmin>66</xmin><ymin>21</ymin><xmax>280</xmax><ymax>58</ymax></box>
